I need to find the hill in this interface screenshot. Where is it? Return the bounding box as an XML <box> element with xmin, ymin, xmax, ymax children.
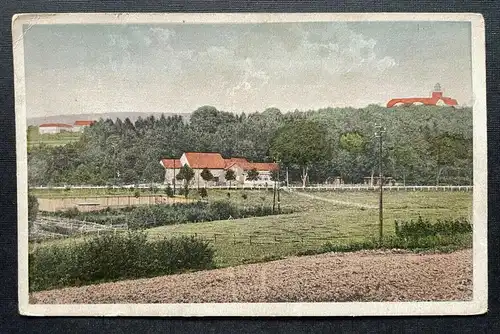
<box><xmin>27</xmin><ymin>112</ymin><xmax>190</xmax><ymax>126</ymax></box>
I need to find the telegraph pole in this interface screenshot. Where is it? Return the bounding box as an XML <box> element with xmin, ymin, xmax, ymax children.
<box><xmin>277</xmin><ymin>160</ymin><xmax>281</xmax><ymax>214</ymax></box>
<box><xmin>375</xmin><ymin>125</ymin><xmax>385</xmax><ymax>244</ymax></box>
<box><xmin>272</xmin><ymin>158</ymin><xmax>277</xmax><ymax>214</ymax></box>
<box><xmin>173</xmin><ymin>159</ymin><xmax>176</xmax><ymax>196</ymax></box>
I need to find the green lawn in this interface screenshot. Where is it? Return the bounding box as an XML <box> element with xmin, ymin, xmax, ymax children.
<box><xmin>32</xmin><ymin>189</ymin><xmax>472</xmax><ymax>268</ymax></box>
<box><xmin>27</xmin><ymin>131</ymin><xmax>81</xmax><ymax>149</ymax></box>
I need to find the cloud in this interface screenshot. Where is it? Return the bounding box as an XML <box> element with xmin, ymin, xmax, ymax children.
<box><xmin>24</xmin><ymin>23</ymin><xmax>406</xmax><ymax>117</ymax></box>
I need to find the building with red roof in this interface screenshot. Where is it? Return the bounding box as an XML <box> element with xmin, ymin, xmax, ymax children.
<box><xmin>160</xmin><ymin>152</ymin><xmax>280</xmax><ymax>187</ymax></box>
<box><xmin>73</xmin><ymin>120</ymin><xmax>95</xmax><ymax>132</ymax></box>
<box><xmin>386</xmin><ymin>83</ymin><xmax>458</xmax><ymax>108</ymax></box>
<box><xmin>38</xmin><ymin>123</ymin><xmax>73</xmax><ymax>134</ymax></box>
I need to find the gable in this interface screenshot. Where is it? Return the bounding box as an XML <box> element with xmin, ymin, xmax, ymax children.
<box><xmin>184</xmin><ymin>152</ymin><xmax>226</xmax><ymax>169</ymax></box>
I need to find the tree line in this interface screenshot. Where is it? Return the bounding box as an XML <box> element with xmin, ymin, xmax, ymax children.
<box><xmin>27</xmin><ymin>104</ymin><xmax>472</xmax><ymax>187</ymax></box>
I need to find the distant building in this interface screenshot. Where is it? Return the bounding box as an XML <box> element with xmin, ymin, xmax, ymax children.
<box><xmin>387</xmin><ymin>83</ymin><xmax>458</xmax><ymax>108</ymax></box>
<box><xmin>160</xmin><ymin>152</ymin><xmax>279</xmax><ymax>187</ymax></box>
<box><xmin>73</xmin><ymin>120</ymin><xmax>95</xmax><ymax>132</ymax></box>
<box><xmin>38</xmin><ymin>123</ymin><xmax>73</xmax><ymax>134</ymax></box>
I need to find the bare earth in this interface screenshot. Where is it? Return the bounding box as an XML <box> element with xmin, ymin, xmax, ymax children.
<box><xmin>31</xmin><ymin>249</ymin><xmax>472</xmax><ymax>304</ymax></box>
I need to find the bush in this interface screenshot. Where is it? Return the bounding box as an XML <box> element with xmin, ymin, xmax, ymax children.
<box><xmin>134</xmin><ymin>190</ymin><xmax>141</xmax><ymax>198</ymax></box>
<box><xmin>165</xmin><ymin>184</ymin><xmax>174</xmax><ymax>197</ymax></box>
<box><xmin>318</xmin><ymin>217</ymin><xmax>473</xmax><ymax>255</ymax></box>
<box><xmin>48</xmin><ymin>200</ymin><xmax>290</xmax><ymax>229</ymax></box>
<box><xmin>394</xmin><ymin>216</ymin><xmax>472</xmax><ymax>239</ymax></box>
<box><xmin>241</xmin><ymin>193</ymin><xmax>248</xmax><ymax>200</ymax></box>
<box><xmin>64</xmin><ymin>207</ymin><xmax>80</xmax><ymax>219</ymax></box>
<box><xmin>199</xmin><ymin>188</ymin><xmax>208</xmax><ymax>199</ymax></box>
<box><xmin>29</xmin><ymin>231</ymin><xmax>215</xmax><ymax>291</ymax></box>
<box><xmin>320</xmin><ymin>233</ymin><xmax>472</xmax><ymax>254</ymax></box>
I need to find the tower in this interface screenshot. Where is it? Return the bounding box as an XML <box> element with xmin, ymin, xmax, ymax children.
<box><xmin>432</xmin><ymin>83</ymin><xmax>443</xmax><ymax>99</ymax></box>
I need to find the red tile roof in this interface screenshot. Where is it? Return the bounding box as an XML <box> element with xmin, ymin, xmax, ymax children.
<box><xmin>161</xmin><ymin>154</ymin><xmax>279</xmax><ymax>171</ymax></box>
<box><xmin>74</xmin><ymin>120</ymin><xmax>95</xmax><ymax>126</ymax></box>
<box><xmin>225</xmin><ymin>157</ymin><xmax>254</xmax><ymax>170</ymax></box>
<box><xmin>184</xmin><ymin>152</ymin><xmax>226</xmax><ymax>169</ymax></box>
<box><xmin>251</xmin><ymin>162</ymin><xmax>279</xmax><ymax>171</ymax></box>
<box><xmin>39</xmin><ymin>123</ymin><xmax>73</xmax><ymax>128</ymax></box>
<box><xmin>387</xmin><ymin>90</ymin><xmax>458</xmax><ymax>108</ymax></box>
<box><xmin>161</xmin><ymin>159</ymin><xmax>182</xmax><ymax>169</ymax></box>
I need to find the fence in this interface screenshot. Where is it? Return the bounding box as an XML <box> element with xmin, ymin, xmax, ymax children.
<box><xmin>285</xmin><ymin>185</ymin><xmax>473</xmax><ymax>192</ymax></box>
<box><xmin>29</xmin><ymin>216</ymin><xmax>128</xmax><ymax>242</ymax></box>
<box><xmin>147</xmin><ymin>230</ymin><xmax>367</xmax><ymax>246</ymax></box>
<box><xmin>37</xmin><ymin>195</ymin><xmax>193</xmax><ymax>212</ymax></box>
<box><xmin>31</xmin><ymin>184</ymin><xmax>473</xmax><ymax>192</ymax></box>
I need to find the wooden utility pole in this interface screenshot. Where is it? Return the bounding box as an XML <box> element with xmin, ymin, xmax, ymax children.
<box><xmin>173</xmin><ymin>159</ymin><xmax>176</xmax><ymax>196</ymax></box>
<box><xmin>286</xmin><ymin>166</ymin><xmax>289</xmax><ymax>187</ymax></box>
<box><xmin>272</xmin><ymin>180</ymin><xmax>276</xmax><ymax>213</ymax></box>
<box><xmin>277</xmin><ymin>160</ymin><xmax>281</xmax><ymax>213</ymax></box>
<box><xmin>375</xmin><ymin>125</ymin><xmax>385</xmax><ymax>243</ymax></box>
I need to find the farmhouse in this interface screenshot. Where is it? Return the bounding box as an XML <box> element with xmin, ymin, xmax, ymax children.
<box><xmin>160</xmin><ymin>152</ymin><xmax>279</xmax><ymax>187</ymax></box>
<box><xmin>73</xmin><ymin>120</ymin><xmax>95</xmax><ymax>132</ymax></box>
<box><xmin>38</xmin><ymin>123</ymin><xmax>73</xmax><ymax>134</ymax></box>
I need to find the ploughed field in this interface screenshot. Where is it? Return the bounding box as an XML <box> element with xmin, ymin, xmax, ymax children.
<box><xmin>33</xmin><ymin>189</ymin><xmax>473</xmax><ymax>268</ymax></box>
<box><xmin>31</xmin><ymin>248</ymin><xmax>472</xmax><ymax>303</ymax></box>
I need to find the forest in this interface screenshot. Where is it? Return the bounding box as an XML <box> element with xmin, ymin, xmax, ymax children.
<box><xmin>27</xmin><ymin>104</ymin><xmax>473</xmax><ymax>187</ymax></box>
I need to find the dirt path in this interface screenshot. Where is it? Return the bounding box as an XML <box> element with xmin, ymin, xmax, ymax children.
<box><xmin>291</xmin><ymin>191</ymin><xmax>378</xmax><ymax>209</ymax></box>
<box><xmin>31</xmin><ymin>249</ymin><xmax>472</xmax><ymax>304</ymax></box>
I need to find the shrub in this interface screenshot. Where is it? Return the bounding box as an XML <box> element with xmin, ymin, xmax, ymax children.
<box><xmin>178</xmin><ymin>186</ymin><xmax>190</xmax><ymax>198</ymax></box>
<box><xmin>48</xmin><ymin>200</ymin><xmax>289</xmax><ymax>229</ymax></box>
<box><xmin>320</xmin><ymin>233</ymin><xmax>472</xmax><ymax>254</ymax></box>
<box><xmin>29</xmin><ymin>231</ymin><xmax>215</xmax><ymax>292</ymax></box>
<box><xmin>165</xmin><ymin>184</ymin><xmax>174</xmax><ymax>197</ymax></box>
<box><xmin>134</xmin><ymin>190</ymin><xmax>141</xmax><ymax>198</ymax></box>
<box><xmin>394</xmin><ymin>216</ymin><xmax>472</xmax><ymax>239</ymax></box>
<box><xmin>64</xmin><ymin>207</ymin><xmax>80</xmax><ymax>219</ymax></box>
<box><xmin>199</xmin><ymin>188</ymin><xmax>208</xmax><ymax>199</ymax></box>
<box><xmin>241</xmin><ymin>193</ymin><xmax>248</xmax><ymax>200</ymax></box>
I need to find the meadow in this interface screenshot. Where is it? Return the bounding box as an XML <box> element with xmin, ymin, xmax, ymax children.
<box><xmin>32</xmin><ymin>189</ymin><xmax>473</xmax><ymax>268</ymax></box>
<box><xmin>27</xmin><ymin>130</ymin><xmax>81</xmax><ymax>149</ymax></box>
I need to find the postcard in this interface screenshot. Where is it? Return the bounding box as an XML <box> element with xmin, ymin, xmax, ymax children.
<box><xmin>13</xmin><ymin>13</ymin><xmax>487</xmax><ymax>316</ymax></box>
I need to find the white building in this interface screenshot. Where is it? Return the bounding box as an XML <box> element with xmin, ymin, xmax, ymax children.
<box><xmin>160</xmin><ymin>152</ymin><xmax>279</xmax><ymax>187</ymax></box>
<box><xmin>38</xmin><ymin>123</ymin><xmax>73</xmax><ymax>134</ymax></box>
<box><xmin>73</xmin><ymin>120</ymin><xmax>95</xmax><ymax>132</ymax></box>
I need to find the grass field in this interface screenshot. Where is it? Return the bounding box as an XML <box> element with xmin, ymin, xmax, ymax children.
<box><xmin>27</xmin><ymin>131</ymin><xmax>81</xmax><ymax>149</ymax></box>
<box><xmin>32</xmin><ymin>189</ymin><xmax>472</xmax><ymax>268</ymax></box>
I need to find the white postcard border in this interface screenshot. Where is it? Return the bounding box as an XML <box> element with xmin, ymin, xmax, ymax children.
<box><xmin>13</xmin><ymin>12</ymin><xmax>487</xmax><ymax>317</ymax></box>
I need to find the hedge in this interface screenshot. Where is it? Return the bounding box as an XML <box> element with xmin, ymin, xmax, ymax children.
<box><xmin>29</xmin><ymin>231</ymin><xmax>215</xmax><ymax>292</ymax></box>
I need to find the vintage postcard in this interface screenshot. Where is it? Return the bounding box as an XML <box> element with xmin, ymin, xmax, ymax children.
<box><xmin>13</xmin><ymin>13</ymin><xmax>487</xmax><ymax>316</ymax></box>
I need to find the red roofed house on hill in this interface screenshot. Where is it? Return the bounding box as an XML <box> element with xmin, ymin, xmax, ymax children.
<box><xmin>386</xmin><ymin>83</ymin><xmax>458</xmax><ymax>108</ymax></box>
<box><xmin>38</xmin><ymin>123</ymin><xmax>73</xmax><ymax>134</ymax></box>
<box><xmin>160</xmin><ymin>152</ymin><xmax>279</xmax><ymax>187</ymax></box>
<box><xmin>73</xmin><ymin>120</ymin><xmax>96</xmax><ymax>132</ymax></box>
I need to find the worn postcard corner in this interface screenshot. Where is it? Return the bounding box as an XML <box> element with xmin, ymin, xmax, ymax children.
<box><xmin>14</xmin><ymin>12</ymin><xmax>487</xmax><ymax>317</ymax></box>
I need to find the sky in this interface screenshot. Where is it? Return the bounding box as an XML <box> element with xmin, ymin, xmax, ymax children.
<box><xmin>23</xmin><ymin>21</ymin><xmax>472</xmax><ymax>118</ymax></box>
